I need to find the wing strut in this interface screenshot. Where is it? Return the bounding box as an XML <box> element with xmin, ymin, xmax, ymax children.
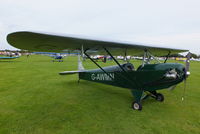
<box><xmin>142</xmin><ymin>49</ymin><xmax>161</xmax><ymax>66</ymax></box>
<box><xmin>124</xmin><ymin>48</ymin><xmax>129</xmax><ymax>63</ymax></box>
<box><xmin>103</xmin><ymin>47</ymin><xmax>140</xmax><ymax>89</ymax></box>
<box><xmin>84</xmin><ymin>50</ymin><xmax>114</xmax><ymax>80</ymax></box>
<box><xmin>104</xmin><ymin>47</ymin><xmax>127</xmax><ymax>72</ymax></box>
<box><xmin>164</xmin><ymin>51</ymin><xmax>171</xmax><ymax>63</ymax></box>
<box><xmin>84</xmin><ymin>48</ymin><xmax>141</xmax><ymax>89</ymax></box>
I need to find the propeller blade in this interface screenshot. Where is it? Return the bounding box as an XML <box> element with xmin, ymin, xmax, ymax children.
<box><xmin>182</xmin><ymin>52</ymin><xmax>191</xmax><ymax>101</ymax></box>
<box><xmin>182</xmin><ymin>79</ymin><xmax>187</xmax><ymax>101</ymax></box>
<box><xmin>185</xmin><ymin>52</ymin><xmax>191</xmax><ymax>77</ymax></box>
<box><xmin>168</xmin><ymin>85</ymin><xmax>177</xmax><ymax>91</ymax></box>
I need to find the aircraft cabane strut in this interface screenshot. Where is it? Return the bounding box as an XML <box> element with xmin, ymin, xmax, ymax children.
<box><xmin>83</xmin><ymin>49</ymin><xmax>114</xmax><ymax>81</ymax></box>
<box><xmin>142</xmin><ymin>49</ymin><xmax>161</xmax><ymax>67</ymax></box>
<box><xmin>164</xmin><ymin>51</ymin><xmax>171</xmax><ymax>63</ymax></box>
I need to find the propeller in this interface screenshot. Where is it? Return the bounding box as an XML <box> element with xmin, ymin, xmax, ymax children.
<box><xmin>166</xmin><ymin>69</ymin><xmax>178</xmax><ymax>91</ymax></box>
<box><xmin>182</xmin><ymin>52</ymin><xmax>191</xmax><ymax>101</ymax></box>
<box><xmin>168</xmin><ymin>85</ymin><xmax>177</xmax><ymax>91</ymax></box>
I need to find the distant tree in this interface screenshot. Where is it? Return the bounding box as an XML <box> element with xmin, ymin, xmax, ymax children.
<box><xmin>190</xmin><ymin>53</ymin><xmax>198</xmax><ymax>58</ymax></box>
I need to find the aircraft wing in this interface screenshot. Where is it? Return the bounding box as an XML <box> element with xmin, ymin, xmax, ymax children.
<box><xmin>7</xmin><ymin>31</ymin><xmax>188</xmax><ymax>56</ymax></box>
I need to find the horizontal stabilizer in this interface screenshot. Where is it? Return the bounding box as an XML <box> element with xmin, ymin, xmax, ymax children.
<box><xmin>59</xmin><ymin>70</ymin><xmax>83</xmax><ymax>75</ymax></box>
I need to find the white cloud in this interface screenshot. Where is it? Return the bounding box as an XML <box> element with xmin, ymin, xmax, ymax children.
<box><xmin>0</xmin><ymin>0</ymin><xmax>200</xmax><ymax>54</ymax></box>
<box><xmin>121</xmin><ymin>33</ymin><xmax>200</xmax><ymax>54</ymax></box>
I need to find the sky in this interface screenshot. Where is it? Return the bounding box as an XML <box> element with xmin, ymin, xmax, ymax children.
<box><xmin>0</xmin><ymin>0</ymin><xmax>200</xmax><ymax>54</ymax></box>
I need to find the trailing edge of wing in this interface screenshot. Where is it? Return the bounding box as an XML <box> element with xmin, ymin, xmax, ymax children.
<box><xmin>7</xmin><ymin>31</ymin><xmax>188</xmax><ymax>56</ymax></box>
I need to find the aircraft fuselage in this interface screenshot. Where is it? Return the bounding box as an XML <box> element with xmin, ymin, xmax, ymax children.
<box><xmin>79</xmin><ymin>63</ymin><xmax>186</xmax><ymax>91</ymax></box>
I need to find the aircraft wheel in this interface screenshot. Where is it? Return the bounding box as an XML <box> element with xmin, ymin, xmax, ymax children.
<box><xmin>132</xmin><ymin>101</ymin><xmax>142</xmax><ymax>111</ymax></box>
<box><xmin>156</xmin><ymin>93</ymin><xmax>164</xmax><ymax>102</ymax></box>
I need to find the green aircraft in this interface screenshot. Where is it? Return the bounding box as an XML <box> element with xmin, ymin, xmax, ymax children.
<box><xmin>7</xmin><ymin>31</ymin><xmax>190</xmax><ymax>111</ymax></box>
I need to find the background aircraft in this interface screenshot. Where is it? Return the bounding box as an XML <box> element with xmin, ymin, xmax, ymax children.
<box><xmin>33</xmin><ymin>52</ymin><xmax>67</xmax><ymax>62</ymax></box>
<box><xmin>0</xmin><ymin>51</ymin><xmax>20</xmax><ymax>60</ymax></box>
<box><xmin>49</xmin><ymin>54</ymin><xmax>65</xmax><ymax>62</ymax></box>
<box><xmin>7</xmin><ymin>31</ymin><xmax>190</xmax><ymax>111</ymax></box>
<box><xmin>0</xmin><ymin>56</ymin><xmax>19</xmax><ymax>60</ymax></box>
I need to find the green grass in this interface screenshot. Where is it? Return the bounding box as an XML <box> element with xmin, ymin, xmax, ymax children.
<box><xmin>0</xmin><ymin>55</ymin><xmax>200</xmax><ymax>134</ymax></box>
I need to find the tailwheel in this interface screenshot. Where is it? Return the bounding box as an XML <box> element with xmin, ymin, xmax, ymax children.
<box><xmin>155</xmin><ymin>93</ymin><xmax>164</xmax><ymax>102</ymax></box>
<box><xmin>132</xmin><ymin>101</ymin><xmax>142</xmax><ymax>111</ymax></box>
<box><xmin>150</xmin><ymin>91</ymin><xmax>164</xmax><ymax>102</ymax></box>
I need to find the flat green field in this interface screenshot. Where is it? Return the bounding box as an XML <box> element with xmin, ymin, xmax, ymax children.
<box><xmin>0</xmin><ymin>55</ymin><xmax>200</xmax><ymax>134</ymax></box>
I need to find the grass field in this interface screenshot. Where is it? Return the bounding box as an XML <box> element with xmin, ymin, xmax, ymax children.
<box><xmin>0</xmin><ymin>55</ymin><xmax>200</xmax><ymax>134</ymax></box>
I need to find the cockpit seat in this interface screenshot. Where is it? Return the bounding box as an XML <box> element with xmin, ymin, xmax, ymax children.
<box><xmin>122</xmin><ymin>63</ymin><xmax>135</xmax><ymax>71</ymax></box>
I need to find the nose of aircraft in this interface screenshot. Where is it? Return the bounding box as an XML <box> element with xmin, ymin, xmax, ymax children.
<box><xmin>164</xmin><ymin>63</ymin><xmax>188</xmax><ymax>80</ymax></box>
<box><xmin>176</xmin><ymin>64</ymin><xmax>188</xmax><ymax>79</ymax></box>
<box><xmin>183</xmin><ymin>67</ymin><xmax>190</xmax><ymax>80</ymax></box>
<box><xmin>175</xmin><ymin>63</ymin><xmax>191</xmax><ymax>81</ymax></box>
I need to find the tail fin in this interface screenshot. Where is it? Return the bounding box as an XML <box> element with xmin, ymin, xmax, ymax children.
<box><xmin>59</xmin><ymin>55</ymin><xmax>85</xmax><ymax>75</ymax></box>
<box><xmin>78</xmin><ymin>55</ymin><xmax>85</xmax><ymax>71</ymax></box>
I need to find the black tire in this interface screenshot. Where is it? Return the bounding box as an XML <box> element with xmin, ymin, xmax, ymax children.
<box><xmin>156</xmin><ymin>93</ymin><xmax>164</xmax><ymax>102</ymax></box>
<box><xmin>132</xmin><ymin>101</ymin><xmax>142</xmax><ymax>111</ymax></box>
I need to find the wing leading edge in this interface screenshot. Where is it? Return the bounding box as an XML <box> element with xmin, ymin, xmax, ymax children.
<box><xmin>7</xmin><ymin>31</ymin><xmax>188</xmax><ymax>56</ymax></box>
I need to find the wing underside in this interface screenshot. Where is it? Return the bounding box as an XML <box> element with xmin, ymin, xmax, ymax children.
<box><xmin>7</xmin><ymin>31</ymin><xmax>188</xmax><ymax>56</ymax></box>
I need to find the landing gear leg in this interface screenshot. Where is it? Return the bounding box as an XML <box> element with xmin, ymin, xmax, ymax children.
<box><xmin>132</xmin><ymin>101</ymin><xmax>142</xmax><ymax>111</ymax></box>
<box><xmin>131</xmin><ymin>90</ymin><xmax>143</xmax><ymax>111</ymax></box>
<box><xmin>150</xmin><ymin>91</ymin><xmax>164</xmax><ymax>102</ymax></box>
